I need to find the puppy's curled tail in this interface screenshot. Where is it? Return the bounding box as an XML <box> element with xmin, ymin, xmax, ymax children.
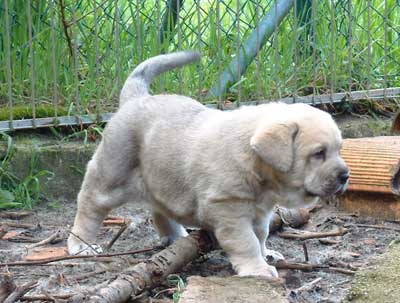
<box><xmin>120</xmin><ymin>51</ymin><xmax>201</xmax><ymax>105</ymax></box>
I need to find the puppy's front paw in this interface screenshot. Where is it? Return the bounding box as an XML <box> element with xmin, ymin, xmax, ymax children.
<box><xmin>68</xmin><ymin>236</ymin><xmax>103</xmax><ymax>255</ymax></box>
<box><xmin>264</xmin><ymin>249</ymin><xmax>285</xmax><ymax>263</ymax></box>
<box><xmin>238</xmin><ymin>263</ymin><xmax>279</xmax><ymax>278</ymax></box>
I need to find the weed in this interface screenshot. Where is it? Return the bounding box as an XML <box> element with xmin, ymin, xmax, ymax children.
<box><xmin>0</xmin><ymin>132</ymin><xmax>53</xmax><ymax>209</ymax></box>
<box><xmin>167</xmin><ymin>274</ymin><xmax>186</xmax><ymax>303</ymax></box>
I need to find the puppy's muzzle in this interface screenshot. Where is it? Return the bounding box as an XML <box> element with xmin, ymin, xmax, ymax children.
<box><xmin>335</xmin><ymin>168</ymin><xmax>350</xmax><ymax>195</ymax></box>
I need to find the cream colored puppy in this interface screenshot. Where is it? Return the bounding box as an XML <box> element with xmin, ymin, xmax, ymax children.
<box><xmin>68</xmin><ymin>51</ymin><xmax>349</xmax><ymax>278</ymax></box>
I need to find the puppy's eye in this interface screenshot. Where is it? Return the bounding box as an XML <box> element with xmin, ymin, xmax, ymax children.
<box><xmin>312</xmin><ymin>149</ymin><xmax>326</xmax><ymax>160</ymax></box>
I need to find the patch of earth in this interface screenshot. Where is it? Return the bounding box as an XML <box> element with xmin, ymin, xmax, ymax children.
<box><xmin>1</xmin><ymin>200</ymin><xmax>399</xmax><ymax>302</ymax></box>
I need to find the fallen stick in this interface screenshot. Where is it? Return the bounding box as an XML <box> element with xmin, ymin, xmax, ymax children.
<box><xmin>68</xmin><ymin>230</ymin><xmax>217</xmax><ymax>303</ymax></box>
<box><xmin>20</xmin><ymin>293</ymin><xmax>75</xmax><ymax>302</ymax></box>
<box><xmin>3</xmin><ymin>281</ymin><xmax>37</xmax><ymax>303</ymax></box>
<box><xmin>274</xmin><ymin>261</ymin><xmax>355</xmax><ymax>275</ymax></box>
<box><xmin>71</xmin><ymin>269</ymin><xmax>107</xmax><ymax>282</ymax></box>
<box><xmin>0</xmin><ymin>222</ymin><xmax>38</xmax><ymax>229</ymax></box>
<box><xmin>292</xmin><ymin>277</ymin><xmax>322</xmax><ymax>294</ymax></box>
<box><xmin>106</xmin><ymin>219</ymin><xmax>131</xmax><ymax>250</ymax></box>
<box><xmin>0</xmin><ymin>211</ymin><xmax>33</xmax><ymax>219</ymax></box>
<box><xmin>0</xmin><ymin>247</ymin><xmax>158</xmax><ymax>267</ymax></box>
<box><xmin>328</xmin><ymin>267</ymin><xmax>356</xmax><ymax>275</ymax></box>
<box><xmin>346</xmin><ymin>223</ymin><xmax>400</xmax><ymax>232</ymax></box>
<box><xmin>277</xmin><ymin>227</ymin><xmax>348</xmax><ymax>240</ymax></box>
<box><xmin>27</xmin><ymin>230</ymin><xmax>63</xmax><ymax>249</ymax></box>
<box><xmin>0</xmin><ymin>272</ymin><xmax>16</xmax><ymax>302</ymax></box>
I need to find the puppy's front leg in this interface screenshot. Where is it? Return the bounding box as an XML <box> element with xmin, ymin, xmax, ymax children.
<box><xmin>254</xmin><ymin>212</ymin><xmax>285</xmax><ymax>263</ymax></box>
<box><xmin>214</xmin><ymin>217</ymin><xmax>278</xmax><ymax>278</ymax></box>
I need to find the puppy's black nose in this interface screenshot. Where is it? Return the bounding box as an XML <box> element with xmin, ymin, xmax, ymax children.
<box><xmin>338</xmin><ymin>170</ymin><xmax>350</xmax><ymax>184</ymax></box>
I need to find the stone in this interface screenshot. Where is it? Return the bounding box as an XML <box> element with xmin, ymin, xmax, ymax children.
<box><xmin>178</xmin><ymin>276</ymin><xmax>288</xmax><ymax>303</ymax></box>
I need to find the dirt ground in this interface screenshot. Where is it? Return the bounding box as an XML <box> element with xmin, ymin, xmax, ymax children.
<box><xmin>1</xmin><ymin>199</ymin><xmax>399</xmax><ymax>302</ymax></box>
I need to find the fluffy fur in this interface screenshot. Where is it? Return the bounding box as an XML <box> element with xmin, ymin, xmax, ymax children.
<box><xmin>68</xmin><ymin>51</ymin><xmax>349</xmax><ymax>278</ymax></box>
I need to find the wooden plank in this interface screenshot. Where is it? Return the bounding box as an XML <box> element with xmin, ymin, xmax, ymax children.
<box><xmin>1</xmin><ymin>87</ymin><xmax>399</xmax><ymax>131</ymax></box>
<box><xmin>338</xmin><ymin>192</ymin><xmax>400</xmax><ymax>221</ymax></box>
<box><xmin>342</xmin><ymin>136</ymin><xmax>400</xmax><ymax>195</ymax></box>
<box><xmin>0</xmin><ymin>113</ymin><xmax>113</xmax><ymax>132</ymax></box>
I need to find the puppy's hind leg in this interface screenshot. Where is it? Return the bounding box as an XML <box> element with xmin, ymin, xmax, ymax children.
<box><xmin>152</xmin><ymin>211</ymin><xmax>188</xmax><ymax>246</ymax></box>
<box><xmin>68</xmin><ymin>120</ymin><xmax>140</xmax><ymax>255</ymax></box>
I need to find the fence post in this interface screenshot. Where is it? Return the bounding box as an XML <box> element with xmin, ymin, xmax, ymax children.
<box><xmin>208</xmin><ymin>0</ymin><xmax>294</xmax><ymax>99</ymax></box>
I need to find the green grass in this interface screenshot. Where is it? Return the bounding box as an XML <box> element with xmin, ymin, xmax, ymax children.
<box><xmin>0</xmin><ymin>0</ymin><xmax>399</xmax><ymax>117</ymax></box>
<box><xmin>167</xmin><ymin>274</ymin><xmax>186</xmax><ymax>303</ymax></box>
<box><xmin>0</xmin><ymin>132</ymin><xmax>53</xmax><ymax>209</ymax></box>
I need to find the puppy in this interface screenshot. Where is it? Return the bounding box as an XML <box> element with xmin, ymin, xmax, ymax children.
<box><xmin>68</xmin><ymin>51</ymin><xmax>349</xmax><ymax>278</ymax></box>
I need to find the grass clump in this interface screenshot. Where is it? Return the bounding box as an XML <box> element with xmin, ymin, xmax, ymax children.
<box><xmin>0</xmin><ymin>132</ymin><xmax>53</xmax><ymax>209</ymax></box>
<box><xmin>0</xmin><ymin>104</ymin><xmax>68</xmax><ymax>121</ymax></box>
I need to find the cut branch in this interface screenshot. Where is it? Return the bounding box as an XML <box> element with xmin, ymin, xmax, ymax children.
<box><xmin>277</xmin><ymin>227</ymin><xmax>347</xmax><ymax>240</ymax></box>
<box><xmin>3</xmin><ymin>281</ymin><xmax>37</xmax><ymax>303</ymax></box>
<box><xmin>68</xmin><ymin>230</ymin><xmax>217</xmax><ymax>303</ymax></box>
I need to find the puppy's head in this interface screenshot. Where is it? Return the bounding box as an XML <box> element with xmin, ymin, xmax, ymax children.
<box><xmin>250</xmin><ymin>103</ymin><xmax>349</xmax><ymax>207</ymax></box>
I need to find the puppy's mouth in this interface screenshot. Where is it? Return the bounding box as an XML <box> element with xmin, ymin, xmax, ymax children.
<box><xmin>305</xmin><ymin>190</ymin><xmax>319</xmax><ymax>198</ymax></box>
<box><xmin>306</xmin><ymin>183</ymin><xmax>348</xmax><ymax>198</ymax></box>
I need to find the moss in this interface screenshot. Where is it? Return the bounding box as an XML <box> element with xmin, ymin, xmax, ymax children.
<box><xmin>344</xmin><ymin>242</ymin><xmax>400</xmax><ymax>302</ymax></box>
<box><xmin>0</xmin><ymin>104</ymin><xmax>68</xmax><ymax>121</ymax></box>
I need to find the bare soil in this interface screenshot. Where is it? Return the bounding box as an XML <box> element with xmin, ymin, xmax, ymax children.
<box><xmin>1</xmin><ymin>199</ymin><xmax>399</xmax><ymax>302</ymax></box>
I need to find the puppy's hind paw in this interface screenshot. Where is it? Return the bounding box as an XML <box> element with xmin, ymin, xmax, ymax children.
<box><xmin>68</xmin><ymin>242</ymin><xmax>103</xmax><ymax>256</ymax></box>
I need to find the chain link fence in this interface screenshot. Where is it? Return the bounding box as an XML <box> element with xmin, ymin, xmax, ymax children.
<box><xmin>0</xmin><ymin>0</ymin><xmax>399</xmax><ymax>131</ymax></box>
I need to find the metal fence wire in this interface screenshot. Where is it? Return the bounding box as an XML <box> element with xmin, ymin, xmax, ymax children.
<box><xmin>0</xmin><ymin>0</ymin><xmax>399</xmax><ymax>131</ymax></box>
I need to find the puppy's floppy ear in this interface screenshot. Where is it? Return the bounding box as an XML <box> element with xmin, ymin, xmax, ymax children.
<box><xmin>250</xmin><ymin>121</ymin><xmax>299</xmax><ymax>173</ymax></box>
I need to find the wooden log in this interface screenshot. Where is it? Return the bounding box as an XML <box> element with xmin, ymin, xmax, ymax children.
<box><xmin>341</xmin><ymin>136</ymin><xmax>400</xmax><ymax>195</ymax></box>
<box><xmin>68</xmin><ymin>230</ymin><xmax>217</xmax><ymax>303</ymax></box>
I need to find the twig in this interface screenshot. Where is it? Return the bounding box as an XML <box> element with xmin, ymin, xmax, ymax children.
<box><xmin>0</xmin><ymin>247</ymin><xmax>159</xmax><ymax>267</ymax></box>
<box><xmin>319</xmin><ymin>238</ymin><xmax>340</xmax><ymax>245</ymax></box>
<box><xmin>20</xmin><ymin>293</ymin><xmax>74</xmax><ymax>302</ymax></box>
<box><xmin>0</xmin><ymin>222</ymin><xmax>38</xmax><ymax>229</ymax></box>
<box><xmin>292</xmin><ymin>277</ymin><xmax>322</xmax><ymax>294</ymax></box>
<box><xmin>274</xmin><ymin>261</ymin><xmax>356</xmax><ymax>275</ymax></box>
<box><xmin>277</xmin><ymin>227</ymin><xmax>348</xmax><ymax>240</ymax></box>
<box><xmin>274</xmin><ymin>260</ymin><xmax>323</xmax><ymax>271</ymax></box>
<box><xmin>346</xmin><ymin>223</ymin><xmax>400</xmax><ymax>232</ymax></box>
<box><xmin>328</xmin><ymin>267</ymin><xmax>356</xmax><ymax>275</ymax></box>
<box><xmin>58</xmin><ymin>0</ymin><xmax>73</xmax><ymax>57</ymax></box>
<box><xmin>27</xmin><ymin>230</ymin><xmax>63</xmax><ymax>249</ymax></box>
<box><xmin>71</xmin><ymin>269</ymin><xmax>106</xmax><ymax>282</ymax></box>
<box><xmin>4</xmin><ymin>281</ymin><xmax>37</xmax><ymax>303</ymax></box>
<box><xmin>0</xmin><ymin>211</ymin><xmax>33</xmax><ymax>219</ymax></box>
<box><xmin>302</xmin><ymin>242</ymin><xmax>309</xmax><ymax>262</ymax></box>
<box><xmin>106</xmin><ymin>219</ymin><xmax>131</xmax><ymax>250</ymax></box>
